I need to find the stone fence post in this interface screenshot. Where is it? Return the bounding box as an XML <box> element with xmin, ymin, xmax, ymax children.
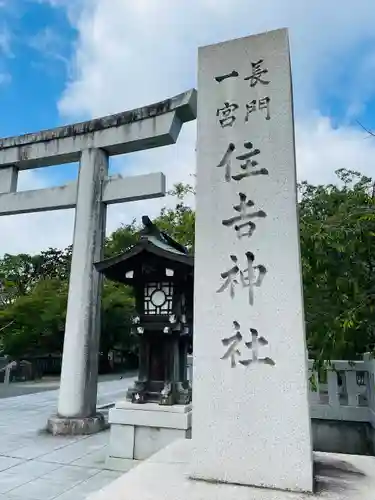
<box><xmin>363</xmin><ymin>353</ymin><xmax>375</xmax><ymax>427</ymax></box>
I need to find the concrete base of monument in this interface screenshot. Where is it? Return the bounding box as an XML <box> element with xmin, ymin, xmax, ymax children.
<box><xmin>107</xmin><ymin>401</ymin><xmax>192</xmax><ymax>463</ymax></box>
<box><xmin>47</xmin><ymin>412</ymin><xmax>107</xmax><ymax>436</ymax></box>
<box><xmin>88</xmin><ymin>439</ymin><xmax>375</xmax><ymax>500</ymax></box>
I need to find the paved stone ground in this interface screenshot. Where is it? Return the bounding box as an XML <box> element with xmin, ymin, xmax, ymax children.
<box><xmin>0</xmin><ymin>373</ymin><xmax>136</xmax><ymax>400</ymax></box>
<box><xmin>0</xmin><ymin>376</ymin><xmax>135</xmax><ymax>499</ymax></box>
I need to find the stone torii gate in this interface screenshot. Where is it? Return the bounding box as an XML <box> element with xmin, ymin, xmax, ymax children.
<box><xmin>0</xmin><ymin>89</ymin><xmax>197</xmax><ymax>434</ymax></box>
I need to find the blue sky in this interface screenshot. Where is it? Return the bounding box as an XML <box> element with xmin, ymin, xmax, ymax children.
<box><xmin>0</xmin><ymin>1</ymin><xmax>75</xmax><ymax>136</ymax></box>
<box><xmin>1</xmin><ymin>0</ymin><xmax>375</xmax><ymax>254</ymax></box>
<box><xmin>0</xmin><ymin>0</ymin><xmax>79</xmax><ymax>186</ymax></box>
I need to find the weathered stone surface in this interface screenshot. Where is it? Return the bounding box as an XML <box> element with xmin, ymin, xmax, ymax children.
<box><xmin>0</xmin><ymin>166</ymin><xmax>17</xmax><ymax>193</ymax></box>
<box><xmin>107</xmin><ymin>403</ymin><xmax>192</xmax><ymax>462</ymax></box>
<box><xmin>192</xmin><ymin>28</ymin><xmax>313</xmax><ymax>492</ymax></box>
<box><xmin>57</xmin><ymin>148</ymin><xmax>108</xmax><ymax>420</ymax></box>
<box><xmin>0</xmin><ymin>172</ymin><xmax>165</xmax><ymax>216</ymax></box>
<box><xmin>47</xmin><ymin>413</ymin><xmax>106</xmax><ymax>435</ymax></box>
<box><xmin>0</xmin><ymin>90</ymin><xmax>196</xmax><ymax>149</ymax></box>
<box><xmin>87</xmin><ymin>439</ymin><xmax>375</xmax><ymax>500</ymax></box>
<box><xmin>0</xmin><ymin>90</ymin><xmax>197</xmax><ymax>169</ymax></box>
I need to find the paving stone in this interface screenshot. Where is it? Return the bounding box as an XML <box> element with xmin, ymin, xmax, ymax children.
<box><xmin>45</xmin><ymin>465</ymin><xmax>101</xmax><ymax>485</ymax></box>
<box><xmin>5</xmin><ymin>461</ymin><xmax>61</xmax><ymax>480</ymax></box>
<box><xmin>6</xmin><ymin>478</ymin><xmax>71</xmax><ymax>500</ymax></box>
<box><xmin>54</xmin><ymin>470</ymin><xmax>122</xmax><ymax>499</ymax></box>
<box><xmin>0</xmin><ymin>378</ymin><xmax>134</xmax><ymax>500</ymax></box>
<box><xmin>0</xmin><ymin>456</ymin><xmax>23</xmax><ymax>472</ymax></box>
<box><xmin>0</xmin><ymin>471</ymin><xmax>33</xmax><ymax>493</ymax></box>
<box><xmin>71</xmin><ymin>448</ymin><xmax>108</xmax><ymax>469</ymax></box>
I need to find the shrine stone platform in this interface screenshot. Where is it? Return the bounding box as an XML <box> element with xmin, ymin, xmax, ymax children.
<box><xmin>89</xmin><ymin>439</ymin><xmax>375</xmax><ymax>500</ymax></box>
<box><xmin>107</xmin><ymin>402</ymin><xmax>192</xmax><ymax>464</ymax></box>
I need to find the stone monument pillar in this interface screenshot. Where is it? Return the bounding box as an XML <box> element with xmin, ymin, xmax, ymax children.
<box><xmin>191</xmin><ymin>28</ymin><xmax>313</xmax><ymax>492</ymax></box>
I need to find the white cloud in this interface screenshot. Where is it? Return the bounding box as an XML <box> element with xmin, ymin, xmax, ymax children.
<box><xmin>0</xmin><ymin>24</ymin><xmax>12</xmax><ymax>58</ymax></box>
<box><xmin>0</xmin><ymin>170</ymin><xmax>74</xmax><ymax>255</ymax></box>
<box><xmin>28</xmin><ymin>27</ymin><xmax>70</xmax><ymax>66</ymax></box>
<box><xmin>30</xmin><ymin>0</ymin><xmax>85</xmax><ymax>24</ymax></box>
<box><xmin>57</xmin><ymin>0</ymin><xmax>375</xmax><ymax>119</ymax></box>
<box><xmin>0</xmin><ymin>71</ymin><xmax>10</xmax><ymax>85</ymax></box>
<box><xmin>2</xmin><ymin>0</ymin><xmax>375</xmax><ymax>255</ymax></box>
<box><xmin>296</xmin><ymin>114</ymin><xmax>375</xmax><ymax>185</ymax></box>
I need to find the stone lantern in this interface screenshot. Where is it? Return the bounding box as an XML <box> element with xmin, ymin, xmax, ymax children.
<box><xmin>95</xmin><ymin>216</ymin><xmax>193</xmax><ymax>405</ymax></box>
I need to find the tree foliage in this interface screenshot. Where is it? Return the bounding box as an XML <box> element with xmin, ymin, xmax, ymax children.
<box><xmin>154</xmin><ymin>182</ymin><xmax>195</xmax><ymax>251</ymax></box>
<box><xmin>100</xmin><ymin>281</ymin><xmax>136</xmax><ymax>369</ymax></box>
<box><xmin>105</xmin><ymin>182</ymin><xmax>195</xmax><ymax>256</ymax></box>
<box><xmin>0</xmin><ymin>278</ymin><xmax>136</xmax><ymax>361</ymax></box>
<box><xmin>0</xmin><ymin>184</ymin><xmax>192</xmax><ymax>364</ymax></box>
<box><xmin>0</xmin><ymin>253</ymin><xmax>40</xmax><ymax>302</ymax></box>
<box><xmin>0</xmin><ymin>279</ymin><xmax>68</xmax><ymax>357</ymax></box>
<box><xmin>300</xmin><ymin>169</ymin><xmax>375</xmax><ymax>362</ymax></box>
<box><xmin>2</xmin><ymin>173</ymin><xmax>375</xmax><ymax>366</ymax></box>
<box><xmin>104</xmin><ymin>221</ymin><xmax>139</xmax><ymax>258</ymax></box>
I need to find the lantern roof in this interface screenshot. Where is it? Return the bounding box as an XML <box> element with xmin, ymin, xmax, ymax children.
<box><xmin>94</xmin><ymin>216</ymin><xmax>193</xmax><ymax>284</ymax></box>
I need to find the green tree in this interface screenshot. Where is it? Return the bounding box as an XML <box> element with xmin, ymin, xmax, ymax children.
<box><xmin>300</xmin><ymin>169</ymin><xmax>375</xmax><ymax>364</ymax></box>
<box><xmin>0</xmin><ymin>247</ymin><xmax>72</xmax><ymax>305</ymax></box>
<box><xmin>0</xmin><ymin>278</ymin><xmax>68</xmax><ymax>357</ymax></box>
<box><xmin>3</xmin><ymin>175</ymin><xmax>375</xmax><ymax>368</ymax></box>
<box><xmin>34</xmin><ymin>247</ymin><xmax>72</xmax><ymax>282</ymax></box>
<box><xmin>105</xmin><ymin>183</ymin><xmax>195</xmax><ymax>257</ymax></box>
<box><xmin>153</xmin><ymin>182</ymin><xmax>195</xmax><ymax>251</ymax></box>
<box><xmin>105</xmin><ymin>182</ymin><xmax>196</xmax><ymax>256</ymax></box>
<box><xmin>104</xmin><ymin>221</ymin><xmax>138</xmax><ymax>258</ymax></box>
<box><xmin>0</xmin><ymin>253</ymin><xmax>40</xmax><ymax>301</ymax></box>
<box><xmin>100</xmin><ymin>280</ymin><xmax>136</xmax><ymax>370</ymax></box>
<box><xmin>0</xmin><ymin>277</ymin><xmax>136</xmax><ymax>366</ymax></box>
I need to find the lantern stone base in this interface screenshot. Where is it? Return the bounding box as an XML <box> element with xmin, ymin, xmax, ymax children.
<box><xmin>107</xmin><ymin>401</ymin><xmax>192</xmax><ymax>463</ymax></box>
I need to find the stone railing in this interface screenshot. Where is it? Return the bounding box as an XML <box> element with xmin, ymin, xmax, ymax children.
<box><xmin>308</xmin><ymin>356</ymin><xmax>375</xmax><ymax>427</ymax></box>
<box><xmin>187</xmin><ymin>354</ymin><xmax>375</xmax><ymax>427</ymax></box>
<box><xmin>187</xmin><ymin>355</ymin><xmax>193</xmax><ymax>385</ymax></box>
<box><xmin>0</xmin><ymin>360</ymin><xmax>17</xmax><ymax>384</ymax></box>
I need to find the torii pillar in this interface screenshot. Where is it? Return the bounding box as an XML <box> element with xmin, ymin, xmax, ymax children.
<box><xmin>0</xmin><ymin>90</ymin><xmax>197</xmax><ymax>434</ymax></box>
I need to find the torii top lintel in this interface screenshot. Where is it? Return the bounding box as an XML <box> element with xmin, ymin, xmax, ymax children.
<box><xmin>0</xmin><ymin>89</ymin><xmax>197</xmax><ymax>170</ymax></box>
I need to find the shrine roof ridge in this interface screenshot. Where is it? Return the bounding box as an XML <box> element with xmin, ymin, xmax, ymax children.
<box><xmin>95</xmin><ymin>238</ymin><xmax>194</xmax><ymax>281</ymax></box>
<box><xmin>0</xmin><ymin>89</ymin><xmax>197</xmax><ymax>149</ymax></box>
